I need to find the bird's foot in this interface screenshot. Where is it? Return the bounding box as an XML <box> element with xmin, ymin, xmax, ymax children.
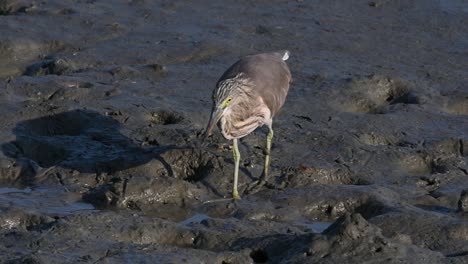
<box><xmin>243</xmin><ymin>180</ymin><xmax>264</xmax><ymax>195</ymax></box>
<box><xmin>244</xmin><ymin>177</ymin><xmax>277</xmax><ymax>195</ymax></box>
<box><xmin>232</xmin><ymin>190</ymin><xmax>241</xmax><ymax>201</ymax></box>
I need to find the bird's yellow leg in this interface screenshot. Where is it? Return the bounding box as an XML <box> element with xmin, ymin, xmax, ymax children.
<box><xmin>263</xmin><ymin>127</ymin><xmax>274</xmax><ymax>179</ymax></box>
<box><xmin>244</xmin><ymin>126</ymin><xmax>275</xmax><ymax>195</ymax></box>
<box><xmin>232</xmin><ymin>138</ymin><xmax>241</xmax><ymax>200</ymax></box>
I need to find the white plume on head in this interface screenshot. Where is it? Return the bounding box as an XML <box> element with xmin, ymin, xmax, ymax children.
<box><xmin>282</xmin><ymin>50</ymin><xmax>290</xmax><ymax>61</ymax></box>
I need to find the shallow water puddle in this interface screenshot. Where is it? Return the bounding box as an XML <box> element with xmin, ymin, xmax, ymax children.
<box><xmin>293</xmin><ymin>221</ymin><xmax>333</xmax><ymax>233</ymax></box>
<box><xmin>178</xmin><ymin>213</ymin><xmax>210</xmax><ymax>226</ymax></box>
<box><xmin>179</xmin><ymin>213</ymin><xmax>333</xmax><ymax>234</ymax></box>
<box><xmin>0</xmin><ymin>186</ymin><xmax>96</xmax><ymax>215</ymax></box>
<box><xmin>0</xmin><ymin>187</ymin><xmax>33</xmax><ymax>194</ymax></box>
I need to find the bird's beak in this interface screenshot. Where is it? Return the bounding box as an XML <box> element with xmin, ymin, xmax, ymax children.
<box><xmin>204</xmin><ymin>107</ymin><xmax>223</xmax><ymax>139</ymax></box>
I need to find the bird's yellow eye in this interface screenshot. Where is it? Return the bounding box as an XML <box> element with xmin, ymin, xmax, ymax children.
<box><xmin>221</xmin><ymin>97</ymin><xmax>232</xmax><ymax>108</ymax></box>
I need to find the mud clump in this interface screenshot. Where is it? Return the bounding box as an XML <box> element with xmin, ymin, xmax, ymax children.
<box><xmin>458</xmin><ymin>190</ymin><xmax>468</xmax><ymax>213</ymax></box>
<box><xmin>82</xmin><ymin>148</ymin><xmax>219</xmax><ymax>210</ymax></box>
<box><xmin>306</xmin><ymin>213</ymin><xmax>445</xmax><ymax>263</ymax></box>
<box><xmin>24</xmin><ymin>58</ymin><xmax>81</xmax><ymax>76</ymax></box>
<box><xmin>227</xmin><ymin>213</ymin><xmax>444</xmax><ymax>263</ymax></box>
<box><xmin>109</xmin><ymin>65</ymin><xmax>140</xmax><ymax>78</ymax></box>
<box><xmin>442</xmin><ymin>91</ymin><xmax>468</xmax><ymax>116</ymax></box>
<box><xmin>0</xmin><ymin>0</ymin><xmax>30</xmax><ymax>15</ymax></box>
<box><xmin>335</xmin><ymin>75</ymin><xmax>418</xmax><ymax>114</ymax></box>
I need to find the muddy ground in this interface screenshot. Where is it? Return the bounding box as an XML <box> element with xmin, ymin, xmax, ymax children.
<box><xmin>0</xmin><ymin>0</ymin><xmax>467</xmax><ymax>263</ymax></box>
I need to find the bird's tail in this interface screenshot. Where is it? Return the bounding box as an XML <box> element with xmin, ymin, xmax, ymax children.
<box><xmin>282</xmin><ymin>50</ymin><xmax>290</xmax><ymax>61</ymax></box>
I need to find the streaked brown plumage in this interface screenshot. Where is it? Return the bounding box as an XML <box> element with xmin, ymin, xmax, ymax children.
<box><xmin>206</xmin><ymin>50</ymin><xmax>291</xmax><ymax>200</ymax></box>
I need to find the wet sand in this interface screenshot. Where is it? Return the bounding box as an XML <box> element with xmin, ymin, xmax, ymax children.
<box><xmin>0</xmin><ymin>0</ymin><xmax>468</xmax><ymax>263</ymax></box>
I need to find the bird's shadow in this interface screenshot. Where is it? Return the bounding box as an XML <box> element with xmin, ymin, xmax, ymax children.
<box><xmin>1</xmin><ymin>109</ymin><xmax>179</xmax><ymax>185</ymax></box>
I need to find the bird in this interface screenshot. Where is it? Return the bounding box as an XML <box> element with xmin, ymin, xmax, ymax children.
<box><xmin>205</xmin><ymin>50</ymin><xmax>292</xmax><ymax>200</ymax></box>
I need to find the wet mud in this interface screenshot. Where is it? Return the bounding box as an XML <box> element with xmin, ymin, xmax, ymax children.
<box><xmin>0</xmin><ymin>0</ymin><xmax>467</xmax><ymax>263</ymax></box>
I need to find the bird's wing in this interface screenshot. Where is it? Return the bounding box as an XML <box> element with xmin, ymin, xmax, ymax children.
<box><xmin>215</xmin><ymin>51</ymin><xmax>291</xmax><ymax>115</ymax></box>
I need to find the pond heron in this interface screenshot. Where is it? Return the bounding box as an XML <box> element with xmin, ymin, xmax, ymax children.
<box><xmin>205</xmin><ymin>50</ymin><xmax>292</xmax><ymax>200</ymax></box>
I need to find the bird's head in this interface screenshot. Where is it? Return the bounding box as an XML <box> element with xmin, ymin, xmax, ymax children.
<box><xmin>204</xmin><ymin>95</ymin><xmax>234</xmax><ymax>138</ymax></box>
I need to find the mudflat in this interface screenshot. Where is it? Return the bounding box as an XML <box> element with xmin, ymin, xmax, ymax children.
<box><xmin>0</xmin><ymin>0</ymin><xmax>467</xmax><ymax>263</ymax></box>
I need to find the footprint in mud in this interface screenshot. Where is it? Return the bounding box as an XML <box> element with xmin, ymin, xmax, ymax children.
<box><xmin>2</xmin><ymin>110</ymin><xmax>133</xmax><ymax>171</ymax></box>
<box><xmin>135</xmin><ymin>110</ymin><xmax>191</xmax><ymax>147</ymax></box>
<box><xmin>397</xmin><ymin>151</ymin><xmax>451</xmax><ymax>176</ymax></box>
<box><xmin>334</xmin><ymin>75</ymin><xmax>419</xmax><ymax>114</ymax></box>
<box><xmin>0</xmin><ymin>0</ymin><xmax>30</xmax><ymax>15</ymax></box>
<box><xmin>356</xmin><ymin>131</ymin><xmax>398</xmax><ymax>146</ymax></box>
<box><xmin>149</xmin><ymin>110</ymin><xmax>184</xmax><ymax>126</ymax></box>
<box><xmin>397</xmin><ymin>153</ymin><xmax>433</xmax><ymax>176</ymax></box>
<box><xmin>440</xmin><ymin>90</ymin><xmax>468</xmax><ymax>116</ymax></box>
<box><xmin>429</xmin><ymin>138</ymin><xmax>467</xmax><ymax>157</ymax></box>
<box><xmin>162</xmin><ymin>41</ymin><xmax>227</xmax><ymax>64</ymax></box>
<box><xmin>279</xmin><ymin>164</ymin><xmax>373</xmax><ymax>188</ymax></box>
<box><xmin>24</xmin><ymin>58</ymin><xmax>84</xmax><ymax>76</ymax></box>
<box><xmin>1</xmin><ymin>109</ymin><xmax>219</xmax><ymax>209</ymax></box>
<box><xmin>109</xmin><ymin>63</ymin><xmax>169</xmax><ymax>80</ymax></box>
